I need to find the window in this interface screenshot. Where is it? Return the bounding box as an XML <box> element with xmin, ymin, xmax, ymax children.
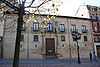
<box><xmin>33</xmin><ymin>35</ymin><xmax>38</xmax><ymax>42</ymax></box>
<box><xmin>21</xmin><ymin>35</ymin><xmax>24</xmax><ymax>41</ymax></box>
<box><xmin>95</xmin><ymin>36</ymin><xmax>99</xmax><ymax>42</ymax></box>
<box><xmin>73</xmin><ymin>38</ymin><xmax>77</xmax><ymax>41</ymax></box>
<box><xmin>0</xmin><ymin>37</ymin><xmax>3</xmax><ymax>42</ymax></box>
<box><xmin>60</xmin><ymin>24</ymin><xmax>65</xmax><ymax>32</ymax></box>
<box><xmin>94</xmin><ymin>36</ymin><xmax>100</xmax><ymax>42</ymax></box>
<box><xmin>48</xmin><ymin>23</ymin><xmax>53</xmax><ymax>32</ymax></box>
<box><xmin>43</xmin><ymin>28</ymin><xmax>46</xmax><ymax>32</ymax></box>
<box><xmin>92</xmin><ymin>7</ymin><xmax>94</xmax><ymax>11</ymax></box>
<box><xmin>61</xmin><ymin>36</ymin><xmax>65</xmax><ymax>41</ymax></box>
<box><xmin>21</xmin><ymin>24</ymin><xmax>25</xmax><ymax>31</ymax></box>
<box><xmin>94</xmin><ymin>24</ymin><xmax>97</xmax><ymax>32</ymax></box>
<box><xmin>99</xmin><ymin>36</ymin><xmax>100</xmax><ymax>41</ymax></box>
<box><xmin>87</xmin><ymin>6</ymin><xmax>90</xmax><ymax>10</ymax></box>
<box><xmin>71</xmin><ymin>25</ymin><xmax>76</xmax><ymax>32</ymax></box>
<box><xmin>82</xmin><ymin>25</ymin><xmax>86</xmax><ymax>33</ymax></box>
<box><xmin>84</xmin><ymin>36</ymin><xmax>88</xmax><ymax>41</ymax></box>
<box><xmin>33</xmin><ymin>23</ymin><xmax>39</xmax><ymax>31</ymax></box>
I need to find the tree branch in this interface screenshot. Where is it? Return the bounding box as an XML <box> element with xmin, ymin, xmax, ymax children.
<box><xmin>26</xmin><ymin>0</ymin><xmax>50</xmax><ymax>8</ymax></box>
<box><xmin>25</xmin><ymin>0</ymin><xmax>35</xmax><ymax>8</ymax></box>
<box><xmin>1</xmin><ymin>0</ymin><xmax>19</xmax><ymax>11</ymax></box>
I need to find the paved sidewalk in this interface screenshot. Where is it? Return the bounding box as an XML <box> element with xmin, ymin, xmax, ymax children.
<box><xmin>0</xmin><ymin>58</ymin><xmax>100</xmax><ymax>67</ymax></box>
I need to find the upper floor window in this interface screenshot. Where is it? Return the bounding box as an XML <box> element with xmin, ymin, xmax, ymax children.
<box><xmin>82</xmin><ymin>25</ymin><xmax>86</xmax><ymax>33</ymax></box>
<box><xmin>60</xmin><ymin>24</ymin><xmax>65</xmax><ymax>32</ymax></box>
<box><xmin>33</xmin><ymin>23</ymin><xmax>39</xmax><ymax>32</ymax></box>
<box><xmin>33</xmin><ymin>35</ymin><xmax>38</xmax><ymax>42</ymax></box>
<box><xmin>87</xmin><ymin>6</ymin><xmax>90</xmax><ymax>10</ymax></box>
<box><xmin>48</xmin><ymin>23</ymin><xmax>53</xmax><ymax>32</ymax></box>
<box><xmin>94</xmin><ymin>24</ymin><xmax>97</xmax><ymax>32</ymax></box>
<box><xmin>94</xmin><ymin>36</ymin><xmax>100</xmax><ymax>42</ymax></box>
<box><xmin>71</xmin><ymin>25</ymin><xmax>76</xmax><ymax>32</ymax></box>
<box><xmin>84</xmin><ymin>36</ymin><xmax>88</xmax><ymax>41</ymax></box>
<box><xmin>21</xmin><ymin>24</ymin><xmax>26</xmax><ymax>31</ymax></box>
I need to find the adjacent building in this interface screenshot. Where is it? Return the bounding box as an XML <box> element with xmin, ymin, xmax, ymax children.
<box><xmin>0</xmin><ymin>2</ymin><xmax>4</xmax><ymax>58</ymax></box>
<box><xmin>86</xmin><ymin>5</ymin><xmax>100</xmax><ymax>57</ymax></box>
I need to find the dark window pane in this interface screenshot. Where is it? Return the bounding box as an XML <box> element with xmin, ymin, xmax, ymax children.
<box><xmin>61</xmin><ymin>36</ymin><xmax>65</xmax><ymax>41</ymax></box>
<box><xmin>22</xmin><ymin>24</ymin><xmax>25</xmax><ymax>31</ymax></box>
<box><xmin>0</xmin><ymin>37</ymin><xmax>3</xmax><ymax>42</ymax></box>
<box><xmin>84</xmin><ymin>36</ymin><xmax>87</xmax><ymax>41</ymax></box>
<box><xmin>34</xmin><ymin>35</ymin><xmax>38</xmax><ymax>42</ymax></box>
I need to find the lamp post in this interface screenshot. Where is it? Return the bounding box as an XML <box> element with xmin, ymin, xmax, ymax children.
<box><xmin>72</xmin><ymin>32</ymin><xmax>81</xmax><ymax>64</ymax></box>
<box><xmin>77</xmin><ymin>40</ymin><xmax>80</xmax><ymax>64</ymax></box>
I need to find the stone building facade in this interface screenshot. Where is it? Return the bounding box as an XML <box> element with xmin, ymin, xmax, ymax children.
<box><xmin>2</xmin><ymin>14</ymin><xmax>93</xmax><ymax>59</ymax></box>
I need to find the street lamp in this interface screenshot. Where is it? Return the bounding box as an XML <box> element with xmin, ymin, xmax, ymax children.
<box><xmin>72</xmin><ymin>32</ymin><xmax>81</xmax><ymax>64</ymax></box>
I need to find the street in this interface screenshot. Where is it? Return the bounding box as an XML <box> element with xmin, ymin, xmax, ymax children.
<box><xmin>0</xmin><ymin>58</ymin><xmax>100</xmax><ymax>67</ymax></box>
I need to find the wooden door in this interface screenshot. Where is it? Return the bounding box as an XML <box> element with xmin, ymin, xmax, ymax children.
<box><xmin>96</xmin><ymin>45</ymin><xmax>100</xmax><ymax>57</ymax></box>
<box><xmin>46</xmin><ymin>38</ymin><xmax>55</xmax><ymax>56</ymax></box>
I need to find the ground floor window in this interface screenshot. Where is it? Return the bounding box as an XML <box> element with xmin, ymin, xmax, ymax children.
<box><xmin>61</xmin><ymin>36</ymin><xmax>65</xmax><ymax>41</ymax></box>
<box><xmin>33</xmin><ymin>35</ymin><xmax>38</xmax><ymax>42</ymax></box>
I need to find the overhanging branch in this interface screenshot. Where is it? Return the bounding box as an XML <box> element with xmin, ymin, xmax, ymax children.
<box><xmin>25</xmin><ymin>0</ymin><xmax>35</xmax><ymax>8</ymax></box>
<box><xmin>26</xmin><ymin>0</ymin><xmax>50</xmax><ymax>8</ymax></box>
<box><xmin>1</xmin><ymin>0</ymin><xmax>19</xmax><ymax>11</ymax></box>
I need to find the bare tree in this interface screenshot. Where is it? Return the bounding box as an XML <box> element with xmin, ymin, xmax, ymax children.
<box><xmin>0</xmin><ymin>0</ymin><xmax>63</xmax><ymax>67</ymax></box>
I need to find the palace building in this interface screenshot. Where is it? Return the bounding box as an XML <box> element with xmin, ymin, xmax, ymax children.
<box><xmin>2</xmin><ymin>14</ymin><xmax>93</xmax><ymax>59</ymax></box>
<box><xmin>0</xmin><ymin>1</ymin><xmax>100</xmax><ymax>59</ymax></box>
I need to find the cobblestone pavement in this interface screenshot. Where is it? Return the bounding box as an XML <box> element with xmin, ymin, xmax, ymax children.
<box><xmin>0</xmin><ymin>58</ymin><xmax>100</xmax><ymax>67</ymax></box>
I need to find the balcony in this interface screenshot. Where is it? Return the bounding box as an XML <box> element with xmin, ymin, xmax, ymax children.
<box><xmin>93</xmin><ymin>30</ymin><xmax>100</xmax><ymax>33</ymax></box>
<box><xmin>94</xmin><ymin>41</ymin><xmax>100</xmax><ymax>43</ymax></box>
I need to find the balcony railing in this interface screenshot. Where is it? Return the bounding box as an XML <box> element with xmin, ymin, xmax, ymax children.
<box><xmin>93</xmin><ymin>30</ymin><xmax>100</xmax><ymax>33</ymax></box>
<box><xmin>94</xmin><ymin>40</ymin><xmax>100</xmax><ymax>43</ymax></box>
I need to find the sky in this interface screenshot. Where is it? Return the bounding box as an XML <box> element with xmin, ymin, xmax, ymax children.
<box><xmin>83</xmin><ymin>0</ymin><xmax>100</xmax><ymax>6</ymax></box>
<box><xmin>25</xmin><ymin>0</ymin><xmax>100</xmax><ymax>18</ymax></box>
<box><xmin>58</xmin><ymin>0</ymin><xmax>100</xmax><ymax>18</ymax></box>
